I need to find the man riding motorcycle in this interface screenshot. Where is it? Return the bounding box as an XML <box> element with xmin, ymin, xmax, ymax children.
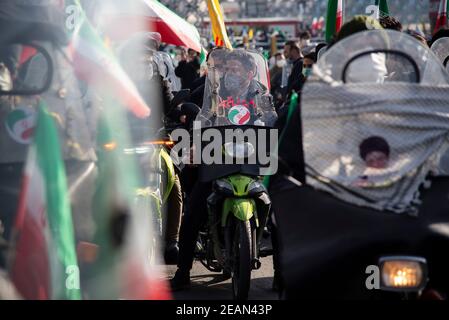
<box><xmin>171</xmin><ymin>48</ymin><xmax>275</xmax><ymax>292</ymax></box>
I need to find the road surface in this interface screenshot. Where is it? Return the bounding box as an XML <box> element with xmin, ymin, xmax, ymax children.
<box><xmin>163</xmin><ymin>236</ymin><xmax>278</xmax><ymax>300</ymax></box>
<box><xmin>165</xmin><ymin>256</ymin><xmax>278</xmax><ymax>300</ymax></box>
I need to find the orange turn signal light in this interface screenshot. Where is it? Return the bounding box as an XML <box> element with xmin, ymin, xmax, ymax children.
<box><xmin>103</xmin><ymin>142</ymin><xmax>117</xmax><ymax>151</ymax></box>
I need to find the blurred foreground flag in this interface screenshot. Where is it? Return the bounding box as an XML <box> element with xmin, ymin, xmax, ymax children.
<box><xmin>435</xmin><ymin>0</ymin><xmax>448</xmax><ymax>34</ymax></box>
<box><xmin>9</xmin><ymin>101</ymin><xmax>81</xmax><ymax>300</ymax></box>
<box><xmin>325</xmin><ymin>0</ymin><xmax>344</xmax><ymax>43</ymax></box>
<box><xmin>66</xmin><ymin>0</ymin><xmax>151</xmax><ymax>118</ymax></box>
<box><xmin>206</xmin><ymin>0</ymin><xmax>233</xmax><ymax>49</ymax></box>
<box><xmin>84</xmin><ymin>99</ymin><xmax>171</xmax><ymax>300</ymax></box>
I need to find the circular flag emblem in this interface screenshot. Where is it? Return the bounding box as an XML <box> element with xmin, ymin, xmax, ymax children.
<box><xmin>5</xmin><ymin>107</ymin><xmax>37</xmax><ymax>144</ymax></box>
<box><xmin>228</xmin><ymin>105</ymin><xmax>251</xmax><ymax>125</ymax></box>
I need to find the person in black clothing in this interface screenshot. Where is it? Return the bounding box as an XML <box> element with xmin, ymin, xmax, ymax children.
<box><xmin>188</xmin><ymin>78</ymin><xmax>205</xmax><ymax>107</ymax></box>
<box><xmin>187</xmin><ymin>47</ymin><xmax>227</xmax><ymax>108</ymax></box>
<box><xmin>267</xmin><ymin>91</ymin><xmax>306</xmax><ymax>294</ymax></box>
<box><xmin>285</xmin><ymin>44</ymin><xmax>304</xmax><ymax>99</ymax></box>
<box><xmin>175</xmin><ymin>48</ymin><xmax>201</xmax><ymax>90</ymax></box>
<box><xmin>270</xmin><ymin>52</ymin><xmax>286</xmax><ymax>110</ymax></box>
<box><xmin>271</xmin><ymin>95</ymin><xmax>306</xmax><ymax>185</ymax></box>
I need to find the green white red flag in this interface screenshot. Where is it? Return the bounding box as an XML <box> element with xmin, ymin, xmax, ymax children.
<box><xmin>67</xmin><ymin>0</ymin><xmax>151</xmax><ymax>118</ymax></box>
<box><xmin>84</xmin><ymin>99</ymin><xmax>171</xmax><ymax>300</ymax></box>
<box><xmin>9</xmin><ymin>100</ymin><xmax>81</xmax><ymax>300</ymax></box>
<box><xmin>435</xmin><ymin>0</ymin><xmax>448</xmax><ymax>34</ymax></box>
<box><xmin>325</xmin><ymin>0</ymin><xmax>344</xmax><ymax>43</ymax></box>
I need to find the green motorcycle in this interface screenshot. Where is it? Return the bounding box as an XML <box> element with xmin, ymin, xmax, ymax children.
<box><xmin>194</xmin><ymin>48</ymin><xmax>277</xmax><ymax>300</ymax></box>
<box><xmin>202</xmin><ymin>172</ymin><xmax>271</xmax><ymax>300</ymax></box>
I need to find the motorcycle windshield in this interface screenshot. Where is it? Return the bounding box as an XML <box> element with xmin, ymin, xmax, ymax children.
<box><xmin>431</xmin><ymin>37</ymin><xmax>449</xmax><ymax>73</ymax></box>
<box><xmin>316</xmin><ymin>30</ymin><xmax>449</xmax><ymax>85</ymax></box>
<box><xmin>301</xmin><ymin>30</ymin><xmax>449</xmax><ymax>214</ymax></box>
<box><xmin>197</xmin><ymin>48</ymin><xmax>277</xmax><ymax>128</ymax></box>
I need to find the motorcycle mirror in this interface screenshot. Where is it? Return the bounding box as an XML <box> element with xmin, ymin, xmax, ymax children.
<box><xmin>0</xmin><ymin>43</ymin><xmax>53</xmax><ymax>96</ymax></box>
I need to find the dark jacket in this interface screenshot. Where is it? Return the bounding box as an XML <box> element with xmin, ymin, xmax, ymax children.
<box><xmin>175</xmin><ymin>58</ymin><xmax>200</xmax><ymax>90</ymax></box>
<box><xmin>188</xmin><ymin>75</ymin><xmax>206</xmax><ymax>107</ymax></box>
<box><xmin>191</xmin><ymin>74</ymin><xmax>206</xmax><ymax>91</ymax></box>
<box><xmin>271</xmin><ymin>95</ymin><xmax>305</xmax><ymax>186</ymax></box>
<box><xmin>189</xmin><ymin>83</ymin><xmax>205</xmax><ymax>108</ymax></box>
<box><xmin>286</xmin><ymin>58</ymin><xmax>304</xmax><ymax>98</ymax></box>
<box><xmin>270</xmin><ymin>66</ymin><xmax>283</xmax><ymax>91</ymax></box>
<box><xmin>270</xmin><ymin>65</ymin><xmax>284</xmax><ymax>110</ymax></box>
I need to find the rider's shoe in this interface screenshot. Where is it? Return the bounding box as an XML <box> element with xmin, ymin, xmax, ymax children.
<box><xmin>170</xmin><ymin>269</ymin><xmax>191</xmax><ymax>291</ymax></box>
<box><xmin>222</xmin><ymin>266</ymin><xmax>232</xmax><ymax>280</ymax></box>
<box><xmin>272</xmin><ymin>271</ymin><xmax>281</xmax><ymax>292</ymax></box>
<box><xmin>164</xmin><ymin>241</ymin><xmax>179</xmax><ymax>265</ymax></box>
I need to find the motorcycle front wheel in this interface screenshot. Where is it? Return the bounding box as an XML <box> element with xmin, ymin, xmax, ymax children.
<box><xmin>231</xmin><ymin>220</ymin><xmax>253</xmax><ymax>300</ymax></box>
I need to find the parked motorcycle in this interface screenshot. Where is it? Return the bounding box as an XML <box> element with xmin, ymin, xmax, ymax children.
<box><xmin>270</xmin><ymin>30</ymin><xmax>449</xmax><ymax>300</ymax></box>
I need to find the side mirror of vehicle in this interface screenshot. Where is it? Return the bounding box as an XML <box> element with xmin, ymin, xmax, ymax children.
<box><xmin>0</xmin><ymin>43</ymin><xmax>53</xmax><ymax>96</ymax></box>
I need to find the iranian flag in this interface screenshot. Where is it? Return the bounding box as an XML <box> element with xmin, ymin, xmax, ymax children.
<box><xmin>435</xmin><ymin>0</ymin><xmax>448</xmax><ymax>34</ymax></box>
<box><xmin>311</xmin><ymin>17</ymin><xmax>319</xmax><ymax>32</ymax></box>
<box><xmin>67</xmin><ymin>0</ymin><xmax>151</xmax><ymax>118</ymax></box>
<box><xmin>313</xmin><ymin>17</ymin><xmax>325</xmax><ymax>32</ymax></box>
<box><xmin>9</xmin><ymin>100</ymin><xmax>81</xmax><ymax>300</ymax></box>
<box><xmin>319</xmin><ymin>17</ymin><xmax>325</xmax><ymax>30</ymax></box>
<box><xmin>84</xmin><ymin>100</ymin><xmax>171</xmax><ymax>300</ymax></box>
<box><xmin>325</xmin><ymin>0</ymin><xmax>344</xmax><ymax>43</ymax></box>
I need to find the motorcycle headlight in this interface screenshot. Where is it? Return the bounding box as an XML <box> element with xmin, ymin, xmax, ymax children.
<box><xmin>223</xmin><ymin>142</ymin><xmax>255</xmax><ymax>159</ymax></box>
<box><xmin>379</xmin><ymin>256</ymin><xmax>428</xmax><ymax>292</ymax></box>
